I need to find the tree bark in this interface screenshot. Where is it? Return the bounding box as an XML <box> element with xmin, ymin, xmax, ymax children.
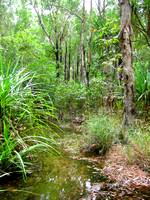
<box><xmin>80</xmin><ymin>0</ymin><xmax>88</xmax><ymax>85</ymax></box>
<box><xmin>147</xmin><ymin>6</ymin><xmax>150</xmax><ymax>37</ymax></box>
<box><xmin>54</xmin><ymin>25</ymin><xmax>60</xmax><ymax>78</ymax></box>
<box><xmin>67</xmin><ymin>41</ymin><xmax>71</xmax><ymax>81</ymax></box>
<box><xmin>64</xmin><ymin>41</ymin><xmax>68</xmax><ymax>81</ymax></box>
<box><xmin>55</xmin><ymin>37</ymin><xmax>60</xmax><ymax>78</ymax></box>
<box><xmin>87</xmin><ymin>0</ymin><xmax>93</xmax><ymax>87</ymax></box>
<box><xmin>76</xmin><ymin>48</ymin><xmax>80</xmax><ymax>81</ymax></box>
<box><xmin>119</xmin><ymin>0</ymin><xmax>135</xmax><ymax>126</ymax></box>
<box><xmin>59</xmin><ymin>38</ymin><xmax>63</xmax><ymax>64</ymax></box>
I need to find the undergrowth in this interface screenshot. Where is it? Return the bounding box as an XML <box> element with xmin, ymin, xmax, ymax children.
<box><xmin>83</xmin><ymin>112</ymin><xmax>120</xmax><ymax>155</ymax></box>
<box><xmin>0</xmin><ymin>58</ymin><xmax>59</xmax><ymax>180</ymax></box>
<box><xmin>126</xmin><ymin>126</ymin><xmax>150</xmax><ymax>171</ymax></box>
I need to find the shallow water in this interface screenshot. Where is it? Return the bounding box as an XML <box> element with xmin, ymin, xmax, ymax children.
<box><xmin>1</xmin><ymin>129</ymin><xmax>150</xmax><ymax>200</ymax></box>
<box><xmin>0</xmin><ymin>153</ymin><xmax>106</xmax><ymax>200</ymax></box>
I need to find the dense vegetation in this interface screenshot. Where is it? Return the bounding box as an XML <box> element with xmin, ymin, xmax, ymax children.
<box><xmin>0</xmin><ymin>0</ymin><xmax>150</xmax><ymax>183</ymax></box>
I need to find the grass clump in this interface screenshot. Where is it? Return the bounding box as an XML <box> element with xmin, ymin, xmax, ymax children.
<box><xmin>85</xmin><ymin>113</ymin><xmax>119</xmax><ymax>155</ymax></box>
<box><xmin>0</xmin><ymin>59</ymin><xmax>58</xmax><ymax>180</ymax></box>
<box><xmin>126</xmin><ymin>127</ymin><xmax>150</xmax><ymax>171</ymax></box>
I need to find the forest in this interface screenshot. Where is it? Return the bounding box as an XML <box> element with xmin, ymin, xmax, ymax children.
<box><xmin>0</xmin><ymin>0</ymin><xmax>150</xmax><ymax>199</ymax></box>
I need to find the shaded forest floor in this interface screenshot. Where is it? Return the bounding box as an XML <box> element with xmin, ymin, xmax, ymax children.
<box><xmin>103</xmin><ymin>145</ymin><xmax>150</xmax><ymax>198</ymax></box>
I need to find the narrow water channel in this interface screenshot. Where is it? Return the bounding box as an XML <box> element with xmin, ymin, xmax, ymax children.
<box><xmin>0</xmin><ymin>152</ymin><xmax>106</xmax><ymax>200</ymax></box>
<box><xmin>1</xmin><ymin>129</ymin><xmax>150</xmax><ymax>200</ymax></box>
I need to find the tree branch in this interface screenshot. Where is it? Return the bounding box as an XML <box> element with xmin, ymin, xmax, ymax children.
<box><xmin>32</xmin><ymin>0</ymin><xmax>55</xmax><ymax>47</ymax></box>
<box><xmin>48</xmin><ymin>3</ymin><xmax>82</xmax><ymax>21</ymax></box>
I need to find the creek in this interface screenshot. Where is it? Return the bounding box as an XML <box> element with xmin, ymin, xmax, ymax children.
<box><xmin>0</xmin><ymin>129</ymin><xmax>150</xmax><ymax>200</ymax></box>
<box><xmin>0</xmin><ymin>151</ymin><xmax>107</xmax><ymax>200</ymax></box>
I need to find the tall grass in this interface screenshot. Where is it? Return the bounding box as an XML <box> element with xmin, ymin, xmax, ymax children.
<box><xmin>126</xmin><ymin>127</ymin><xmax>150</xmax><ymax>171</ymax></box>
<box><xmin>135</xmin><ymin>61</ymin><xmax>150</xmax><ymax>106</ymax></box>
<box><xmin>0</xmin><ymin>56</ymin><xmax>58</xmax><ymax>180</ymax></box>
<box><xmin>85</xmin><ymin>113</ymin><xmax>119</xmax><ymax>154</ymax></box>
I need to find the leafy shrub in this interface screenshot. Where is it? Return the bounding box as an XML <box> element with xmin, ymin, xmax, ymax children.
<box><xmin>85</xmin><ymin>113</ymin><xmax>118</xmax><ymax>154</ymax></box>
<box><xmin>52</xmin><ymin>81</ymin><xmax>86</xmax><ymax>119</ymax></box>
<box><xmin>86</xmin><ymin>77</ymin><xmax>104</xmax><ymax>108</ymax></box>
<box><xmin>52</xmin><ymin>77</ymin><xmax>105</xmax><ymax>119</ymax></box>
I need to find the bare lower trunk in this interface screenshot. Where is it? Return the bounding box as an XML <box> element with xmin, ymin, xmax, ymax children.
<box><xmin>64</xmin><ymin>42</ymin><xmax>68</xmax><ymax>81</ymax></box>
<box><xmin>119</xmin><ymin>0</ymin><xmax>135</xmax><ymax>126</ymax></box>
<box><xmin>55</xmin><ymin>37</ymin><xmax>60</xmax><ymax>78</ymax></box>
<box><xmin>54</xmin><ymin>25</ymin><xmax>60</xmax><ymax>78</ymax></box>
<box><xmin>76</xmin><ymin>48</ymin><xmax>80</xmax><ymax>81</ymax></box>
<box><xmin>72</xmin><ymin>62</ymin><xmax>75</xmax><ymax>80</ymax></box>
<box><xmin>59</xmin><ymin>38</ymin><xmax>63</xmax><ymax>64</ymax></box>
<box><xmin>67</xmin><ymin>41</ymin><xmax>71</xmax><ymax>81</ymax></box>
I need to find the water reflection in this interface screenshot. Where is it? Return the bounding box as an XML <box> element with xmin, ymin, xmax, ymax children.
<box><xmin>0</xmin><ymin>154</ymin><xmax>105</xmax><ymax>200</ymax></box>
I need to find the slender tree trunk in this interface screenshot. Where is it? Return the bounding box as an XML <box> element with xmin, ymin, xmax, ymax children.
<box><xmin>147</xmin><ymin>6</ymin><xmax>150</xmax><ymax>37</ymax></box>
<box><xmin>87</xmin><ymin>0</ymin><xmax>93</xmax><ymax>87</ymax></box>
<box><xmin>80</xmin><ymin>0</ymin><xmax>88</xmax><ymax>85</ymax></box>
<box><xmin>64</xmin><ymin>41</ymin><xmax>68</xmax><ymax>81</ymax></box>
<box><xmin>55</xmin><ymin>38</ymin><xmax>59</xmax><ymax>78</ymax></box>
<box><xmin>67</xmin><ymin>41</ymin><xmax>71</xmax><ymax>81</ymax></box>
<box><xmin>76</xmin><ymin>48</ymin><xmax>80</xmax><ymax>81</ymax></box>
<box><xmin>97</xmin><ymin>0</ymin><xmax>101</xmax><ymax>16</ymax></box>
<box><xmin>55</xmin><ymin>26</ymin><xmax>60</xmax><ymax>78</ymax></box>
<box><xmin>72</xmin><ymin>61</ymin><xmax>75</xmax><ymax>80</ymax></box>
<box><xmin>119</xmin><ymin>0</ymin><xmax>135</xmax><ymax>126</ymax></box>
<box><xmin>59</xmin><ymin>38</ymin><xmax>63</xmax><ymax>64</ymax></box>
<box><xmin>103</xmin><ymin>0</ymin><xmax>106</xmax><ymax>16</ymax></box>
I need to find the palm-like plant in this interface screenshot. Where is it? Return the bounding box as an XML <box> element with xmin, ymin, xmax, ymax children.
<box><xmin>135</xmin><ymin>61</ymin><xmax>150</xmax><ymax>105</ymax></box>
<box><xmin>0</xmin><ymin>56</ymin><xmax>58</xmax><ymax>180</ymax></box>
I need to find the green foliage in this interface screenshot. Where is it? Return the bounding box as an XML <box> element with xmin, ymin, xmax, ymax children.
<box><xmin>135</xmin><ymin>60</ymin><xmax>150</xmax><ymax>105</ymax></box>
<box><xmin>126</xmin><ymin>127</ymin><xmax>150</xmax><ymax>171</ymax></box>
<box><xmin>0</xmin><ymin>122</ymin><xmax>57</xmax><ymax>180</ymax></box>
<box><xmin>0</xmin><ymin>56</ymin><xmax>58</xmax><ymax>179</ymax></box>
<box><xmin>53</xmin><ymin>77</ymin><xmax>105</xmax><ymax>116</ymax></box>
<box><xmin>53</xmin><ymin>81</ymin><xmax>86</xmax><ymax>115</ymax></box>
<box><xmin>85</xmin><ymin>113</ymin><xmax>118</xmax><ymax>154</ymax></box>
<box><xmin>0</xmin><ymin>0</ymin><xmax>150</xmax><ymax>182</ymax></box>
<box><xmin>86</xmin><ymin>77</ymin><xmax>104</xmax><ymax>108</ymax></box>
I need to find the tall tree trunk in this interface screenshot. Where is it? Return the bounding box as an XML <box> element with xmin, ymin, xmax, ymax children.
<box><xmin>147</xmin><ymin>6</ymin><xmax>150</xmax><ymax>37</ymax></box>
<box><xmin>59</xmin><ymin>38</ymin><xmax>63</xmax><ymax>64</ymax></box>
<box><xmin>102</xmin><ymin>0</ymin><xmax>106</xmax><ymax>16</ymax></box>
<box><xmin>97</xmin><ymin>0</ymin><xmax>101</xmax><ymax>16</ymax></box>
<box><xmin>119</xmin><ymin>0</ymin><xmax>135</xmax><ymax>126</ymax></box>
<box><xmin>64</xmin><ymin>41</ymin><xmax>68</xmax><ymax>81</ymax></box>
<box><xmin>55</xmin><ymin>26</ymin><xmax>60</xmax><ymax>78</ymax></box>
<box><xmin>76</xmin><ymin>48</ymin><xmax>80</xmax><ymax>81</ymax></box>
<box><xmin>80</xmin><ymin>0</ymin><xmax>88</xmax><ymax>85</ymax></box>
<box><xmin>87</xmin><ymin>0</ymin><xmax>93</xmax><ymax>87</ymax></box>
<box><xmin>67</xmin><ymin>40</ymin><xmax>71</xmax><ymax>81</ymax></box>
<box><xmin>55</xmin><ymin>37</ymin><xmax>60</xmax><ymax>78</ymax></box>
<box><xmin>72</xmin><ymin>61</ymin><xmax>75</xmax><ymax>80</ymax></box>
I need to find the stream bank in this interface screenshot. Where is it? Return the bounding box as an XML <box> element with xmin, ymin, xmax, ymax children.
<box><xmin>0</xmin><ymin>120</ymin><xmax>150</xmax><ymax>200</ymax></box>
<box><xmin>59</xmin><ymin>120</ymin><xmax>150</xmax><ymax>199</ymax></box>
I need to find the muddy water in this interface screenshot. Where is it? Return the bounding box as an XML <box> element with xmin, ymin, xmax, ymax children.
<box><xmin>0</xmin><ymin>128</ymin><xmax>150</xmax><ymax>200</ymax></box>
<box><xmin>0</xmin><ymin>153</ymin><xmax>106</xmax><ymax>200</ymax></box>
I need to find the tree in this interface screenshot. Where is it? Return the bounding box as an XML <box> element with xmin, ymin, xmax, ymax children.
<box><xmin>119</xmin><ymin>0</ymin><xmax>135</xmax><ymax>126</ymax></box>
<box><xmin>80</xmin><ymin>0</ymin><xmax>88</xmax><ymax>85</ymax></box>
